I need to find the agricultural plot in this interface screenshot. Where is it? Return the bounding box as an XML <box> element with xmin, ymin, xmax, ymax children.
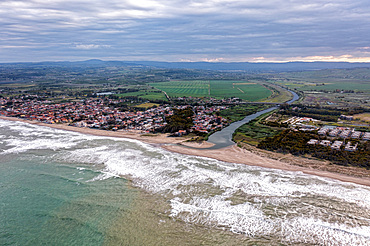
<box><xmin>270</xmin><ymin>68</ymin><xmax>370</xmax><ymax>109</ymax></box>
<box><xmin>210</xmin><ymin>81</ymin><xmax>272</xmax><ymax>101</ymax></box>
<box><xmin>149</xmin><ymin>80</ymin><xmax>210</xmax><ymax>98</ymax></box>
<box><xmin>273</xmin><ymin>68</ymin><xmax>370</xmax><ymax>93</ymax></box>
<box><xmin>117</xmin><ymin>90</ymin><xmax>167</xmax><ymax>101</ymax></box>
<box><xmin>149</xmin><ymin>80</ymin><xmax>272</xmax><ymax>101</ymax></box>
<box><xmin>280</xmin><ymin>80</ymin><xmax>370</xmax><ymax>92</ymax></box>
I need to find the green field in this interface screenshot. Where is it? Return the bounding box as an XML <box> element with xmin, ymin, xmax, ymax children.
<box><xmin>273</xmin><ymin>68</ymin><xmax>370</xmax><ymax>92</ymax></box>
<box><xmin>117</xmin><ymin>90</ymin><xmax>168</xmax><ymax>101</ymax></box>
<box><xmin>149</xmin><ymin>80</ymin><xmax>272</xmax><ymax>101</ymax></box>
<box><xmin>149</xmin><ymin>80</ymin><xmax>210</xmax><ymax>98</ymax></box>
<box><xmin>268</xmin><ymin>68</ymin><xmax>370</xmax><ymax>109</ymax></box>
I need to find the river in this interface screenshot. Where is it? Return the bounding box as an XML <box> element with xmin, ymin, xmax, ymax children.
<box><xmin>207</xmin><ymin>89</ymin><xmax>299</xmax><ymax>149</ymax></box>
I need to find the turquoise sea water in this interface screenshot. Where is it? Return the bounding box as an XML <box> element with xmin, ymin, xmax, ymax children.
<box><xmin>1</xmin><ymin>119</ymin><xmax>370</xmax><ymax>245</ymax></box>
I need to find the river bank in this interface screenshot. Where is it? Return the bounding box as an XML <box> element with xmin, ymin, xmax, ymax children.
<box><xmin>1</xmin><ymin>115</ymin><xmax>369</xmax><ymax>187</ymax></box>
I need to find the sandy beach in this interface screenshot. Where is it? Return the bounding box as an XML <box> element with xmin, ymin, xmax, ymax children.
<box><xmin>1</xmin><ymin>115</ymin><xmax>369</xmax><ymax>187</ymax></box>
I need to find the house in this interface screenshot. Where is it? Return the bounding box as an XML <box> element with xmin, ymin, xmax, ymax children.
<box><xmin>328</xmin><ymin>129</ymin><xmax>341</xmax><ymax>137</ymax></box>
<box><xmin>339</xmin><ymin>130</ymin><xmax>351</xmax><ymax>138</ymax></box>
<box><xmin>319</xmin><ymin>140</ymin><xmax>331</xmax><ymax>147</ymax></box>
<box><xmin>307</xmin><ymin>139</ymin><xmax>319</xmax><ymax>145</ymax></box>
<box><xmin>350</xmin><ymin>131</ymin><xmax>362</xmax><ymax>139</ymax></box>
<box><xmin>344</xmin><ymin>142</ymin><xmax>358</xmax><ymax>152</ymax></box>
<box><xmin>331</xmin><ymin>141</ymin><xmax>343</xmax><ymax>150</ymax></box>
<box><xmin>340</xmin><ymin>115</ymin><xmax>354</xmax><ymax>121</ymax></box>
<box><xmin>318</xmin><ymin>128</ymin><xmax>329</xmax><ymax>135</ymax></box>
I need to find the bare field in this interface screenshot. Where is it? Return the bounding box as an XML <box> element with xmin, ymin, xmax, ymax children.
<box><xmin>354</xmin><ymin>113</ymin><xmax>370</xmax><ymax>123</ymax></box>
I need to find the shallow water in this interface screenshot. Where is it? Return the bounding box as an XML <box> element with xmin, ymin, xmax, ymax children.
<box><xmin>1</xmin><ymin>119</ymin><xmax>369</xmax><ymax>245</ymax></box>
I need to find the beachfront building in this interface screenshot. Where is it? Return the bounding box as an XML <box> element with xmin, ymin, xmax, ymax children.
<box><xmin>339</xmin><ymin>129</ymin><xmax>351</xmax><ymax>139</ymax></box>
<box><xmin>307</xmin><ymin>139</ymin><xmax>319</xmax><ymax>145</ymax></box>
<box><xmin>331</xmin><ymin>141</ymin><xmax>343</xmax><ymax>150</ymax></box>
<box><xmin>344</xmin><ymin>142</ymin><xmax>358</xmax><ymax>152</ymax></box>
<box><xmin>0</xmin><ymin>96</ymin><xmax>230</xmax><ymax>135</ymax></box>
<box><xmin>320</xmin><ymin>140</ymin><xmax>331</xmax><ymax>147</ymax></box>
<box><xmin>329</xmin><ymin>129</ymin><xmax>341</xmax><ymax>137</ymax></box>
<box><xmin>318</xmin><ymin>128</ymin><xmax>330</xmax><ymax>135</ymax></box>
<box><xmin>351</xmin><ymin>131</ymin><xmax>362</xmax><ymax>139</ymax></box>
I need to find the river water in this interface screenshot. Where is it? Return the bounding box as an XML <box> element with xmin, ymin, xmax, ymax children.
<box><xmin>1</xmin><ymin>119</ymin><xmax>369</xmax><ymax>245</ymax></box>
<box><xmin>208</xmin><ymin>89</ymin><xmax>299</xmax><ymax>149</ymax></box>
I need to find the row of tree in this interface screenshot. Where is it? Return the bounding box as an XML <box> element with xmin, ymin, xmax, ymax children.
<box><xmin>279</xmin><ymin>104</ymin><xmax>366</xmax><ymax>122</ymax></box>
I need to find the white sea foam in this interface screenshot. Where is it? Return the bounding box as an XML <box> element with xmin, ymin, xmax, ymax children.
<box><xmin>2</xmin><ymin>119</ymin><xmax>370</xmax><ymax>245</ymax></box>
<box><xmin>86</xmin><ymin>171</ymin><xmax>120</xmax><ymax>182</ymax></box>
<box><xmin>81</xmin><ymin>146</ymin><xmax>370</xmax><ymax>244</ymax></box>
<box><xmin>57</xmin><ymin>140</ymin><xmax>370</xmax><ymax>244</ymax></box>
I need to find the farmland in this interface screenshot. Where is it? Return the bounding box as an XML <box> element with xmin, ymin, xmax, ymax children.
<box><xmin>268</xmin><ymin>68</ymin><xmax>370</xmax><ymax>109</ymax></box>
<box><xmin>117</xmin><ymin>89</ymin><xmax>167</xmax><ymax>101</ymax></box>
<box><xmin>272</xmin><ymin>68</ymin><xmax>370</xmax><ymax>92</ymax></box>
<box><xmin>149</xmin><ymin>80</ymin><xmax>209</xmax><ymax>98</ymax></box>
<box><xmin>149</xmin><ymin>80</ymin><xmax>272</xmax><ymax>101</ymax></box>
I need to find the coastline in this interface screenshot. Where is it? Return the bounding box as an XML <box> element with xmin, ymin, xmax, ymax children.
<box><xmin>1</xmin><ymin>115</ymin><xmax>369</xmax><ymax>187</ymax></box>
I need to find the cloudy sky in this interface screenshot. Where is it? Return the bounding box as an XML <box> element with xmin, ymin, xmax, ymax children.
<box><xmin>1</xmin><ymin>0</ymin><xmax>370</xmax><ymax>62</ymax></box>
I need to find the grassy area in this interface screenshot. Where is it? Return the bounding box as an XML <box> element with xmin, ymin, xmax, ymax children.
<box><xmin>149</xmin><ymin>80</ymin><xmax>272</xmax><ymax>101</ymax></box>
<box><xmin>269</xmin><ymin>68</ymin><xmax>370</xmax><ymax>109</ymax></box>
<box><xmin>354</xmin><ymin>113</ymin><xmax>370</xmax><ymax>123</ymax></box>
<box><xmin>218</xmin><ymin>104</ymin><xmax>270</xmax><ymax>122</ymax></box>
<box><xmin>232</xmin><ymin>111</ymin><xmax>282</xmax><ymax>146</ymax></box>
<box><xmin>260</xmin><ymin>82</ymin><xmax>293</xmax><ymax>103</ymax></box>
<box><xmin>117</xmin><ymin>90</ymin><xmax>167</xmax><ymax>101</ymax></box>
<box><xmin>210</xmin><ymin>80</ymin><xmax>272</xmax><ymax>101</ymax></box>
<box><xmin>149</xmin><ymin>80</ymin><xmax>209</xmax><ymax>98</ymax></box>
<box><xmin>275</xmin><ymin>68</ymin><xmax>370</xmax><ymax>93</ymax></box>
<box><xmin>134</xmin><ymin>102</ymin><xmax>160</xmax><ymax>109</ymax></box>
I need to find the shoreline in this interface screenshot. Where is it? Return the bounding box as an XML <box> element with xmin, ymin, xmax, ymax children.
<box><xmin>1</xmin><ymin>115</ymin><xmax>369</xmax><ymax>187</ymax></box>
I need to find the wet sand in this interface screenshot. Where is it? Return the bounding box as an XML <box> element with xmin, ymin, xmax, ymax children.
<box><xmin>1</xmin><ymin>116</ymin><xmax>369</xmax><ymax>187</ymax></box>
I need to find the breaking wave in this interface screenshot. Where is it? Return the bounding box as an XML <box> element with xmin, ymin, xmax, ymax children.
<box><xmin>1</xmin><ymin>119</ymin><xmax>370</xmax><ymax>245</ymax></box>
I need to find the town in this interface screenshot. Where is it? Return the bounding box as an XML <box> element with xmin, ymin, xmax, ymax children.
<box><xmin>0</xmin><ymin>95</ymin><xmax>229</xmax><ymax>136</ymax></box>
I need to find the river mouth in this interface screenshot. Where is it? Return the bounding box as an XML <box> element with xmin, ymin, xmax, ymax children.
<box><xmin>207</xmin><ymin>89</ymin><xmax>299</xmax><ymax>149</ymax></box>
<box><xmin>207</xmin><ymin>107</ymin><xmax>277</xmax><ymax>149</ymax></box>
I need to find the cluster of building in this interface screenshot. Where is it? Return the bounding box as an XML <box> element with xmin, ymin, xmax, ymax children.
<box><xmin>307</xmin><ymin>126</ymin><xmax>370</xmax><ymax>151</ymax></box>
<box><xmin>0</xmin><ymin>96</ymin><xmax>230</xmax><ymax>134</ymax></box>
<box><xmin>283</xmin><ymin>116</ymin><xmax>320</xmax><ymax>131</ymax></box>
<box><xmin>192</xmin><ymin>106</ymin><xmax>228</xmax><ymax>133</ymax></box>
<box><xmin>318</xmin><ymin>126</ymin><xmax>370</xmax><ymax>141</ymax></box>
<box><xmin>282</xmin><ymin>116</ymin><xmax>370</xmax><ymax>142</ymax></box>
<box><xmin>307</xmin><ymin>139</ymin><xmax>358</xmax><ymax>151</ymax></box>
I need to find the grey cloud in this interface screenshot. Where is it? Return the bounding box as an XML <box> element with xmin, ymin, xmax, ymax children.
<box><xmin>0</xmin><ymin>0</ymin><xmax>370</xmax><ymax>62</ymax></box>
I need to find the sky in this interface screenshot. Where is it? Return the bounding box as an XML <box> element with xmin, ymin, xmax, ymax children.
<box><xmin>1</xmin><ymin>0</ymin><xmax>370</xmax><ymax>63</ymax></box>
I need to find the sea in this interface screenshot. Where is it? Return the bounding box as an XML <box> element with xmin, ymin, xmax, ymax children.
<box><xmin>1</xmin><ymin>119</ymin><xmax>369</xmax><ymax>246</ymax></box>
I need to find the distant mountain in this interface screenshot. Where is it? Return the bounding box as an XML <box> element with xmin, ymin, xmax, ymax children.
<box><xmin>130</xmin><ymin>61</ymin><xmax>370</xmax><ymax>72</ymax></box>
<box><xmin>2</xmin><ymin>60</ymin><xmax>370</xmax><ymax>73</ymax></box>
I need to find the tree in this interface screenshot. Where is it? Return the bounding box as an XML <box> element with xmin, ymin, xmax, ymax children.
<box><xmin>162</xmin><ymin>107</ymin><xmax>194</xmax><ymax>133</ymax></box>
